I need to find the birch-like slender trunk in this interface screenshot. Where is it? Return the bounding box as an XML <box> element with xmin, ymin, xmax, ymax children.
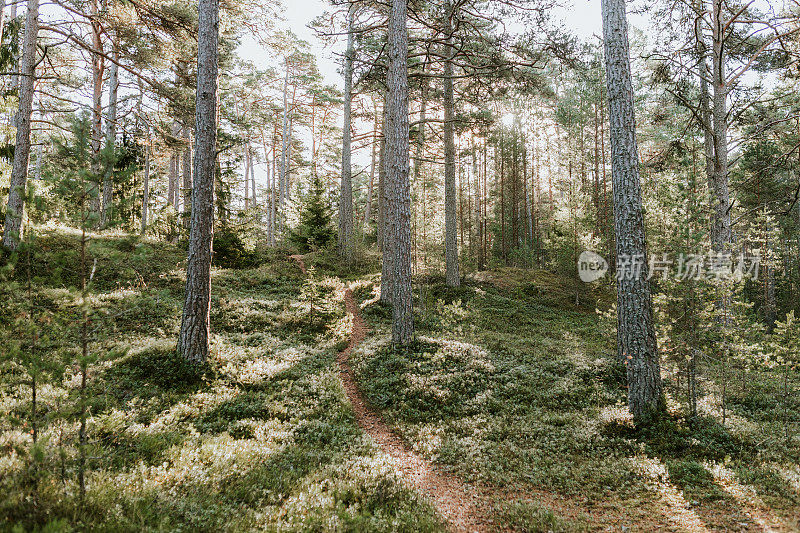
<box><xmin>386</xmin><ymin>0</ymin><xmax>413</xmax><ymax>345</ymax></box>
<box><xmin>2</xmin><ymin>0</ymin><xmax>37</xmax><ymax>250</ymax></box>
<box><xmin>442</xmin><ymin>0</ymin><xmax>459</xmax><ymax>286</ymax></box>
<box><xmin>338</xmin><ymin>2</ymin><xmax>355</xmax><ymax>260</ymax></box>
<box><xmin>179</xmin><ymin>0</ymin><xmax>218</xmax><ymax>364</ymax></box>
<box><xmin>101</xmin><ymin>46</ymin><xmax>119</xmax><ymax>228</ymax></box>
<box><xmin>602</xmin><ymin>0</ymin><xmax>664</xmax><ymax>424</ymax></box>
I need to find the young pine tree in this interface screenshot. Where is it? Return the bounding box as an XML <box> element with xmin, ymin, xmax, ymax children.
<box><xmin>289</xmin><ymin>175</ymin><xmax>335</xmax><ymax>252</ymax></box>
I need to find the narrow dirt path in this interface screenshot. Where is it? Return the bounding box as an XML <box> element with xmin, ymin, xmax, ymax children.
<box><xmin>338</xmin><ymin>289</ymin><xmax>491</xmax><ymax>533</ymax></box>
<box><xmin>289</xmin><ymin>254</ymin><xmax>490</xmax><ymax>532</ymax></box>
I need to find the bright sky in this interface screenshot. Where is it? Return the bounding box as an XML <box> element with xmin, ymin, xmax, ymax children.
<box><xmin>235</xmin><ymin>0</ymin><xmax>614</xmax><ymax>200</ymax></box>
<box><xmin>240</xmin><ymin>0</ymin><xmax>607</xmax><ymax>88</ymax></box>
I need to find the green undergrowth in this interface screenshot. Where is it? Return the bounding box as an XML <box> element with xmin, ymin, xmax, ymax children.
<box><xmin>0</xmin><ymin>228</ymin><xmax>444</xmax><ymax>532</ymax></box>
<box><xmin>351</xmin><ymin>269</ymin><xmax>799</xmax><ymax>529</ymax></box>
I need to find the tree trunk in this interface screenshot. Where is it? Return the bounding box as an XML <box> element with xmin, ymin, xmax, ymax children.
<box><xmin>379</xmin><ymin>92</ymin><xmax>391</xmax><ymax>301</ymax></box>
<box><xmin>90</xmin><ymin>0</ymin><xmax>104</xmax><ymax>218</ymax></box>
<box><xmin>2</xmin><ymin>0</ymin><xmax>37</xmax><ymax>250</ymax></box>
<box><xmin>179</xmin><ymin>0</ymin><xmax>218</xmax><ymax>364</ymax></box>
<box><xmin>9</xmin><ymin>0</ymin><xmax>17</xmax><ymax>91</ymax></box>
<box><xmin>249</xmin><ymin>146</ymin><xmax>257</xmax><ymax>207</ymax></box>
<box><xmin>473</xmin><ymin>140</ymin><xmax>482</xmax><ymax>270</ymax></box>
<box><xmin>0</xmin><ymin>0</ymin><xmax>5</xmax><ymax>46</ymax></box>
<box><xmin>364</xmin><ymin>102</ymin><xmax>378</xmax><ymax>231</ymax></box>
<box><xmin>710</xmin><ymin>0</ymin><xmax>731</xmax><ymax>250</ymax></box>
<box><xmin>243</xmin><ymin>145</ymin><xmax>250</xmax><ymax>208</ymax></box>
<box><xmin>279</xmin><ymin>62</ymin><xmax>290</xmax><ymax>236</ymax></box>
<box><xmin>101</xmin><ymin>46</ymin><xmax>118</xmax><ymax>228</ymax></box>
<box><xmin>442</xmin><ymin>0</ymin><xmax>460</xmax><ymax>286</ymax></box>
<box><xmin>601</xmin><ymin>0</ymin><xmax>665</xmax><ymax>424</ymax></box>
<box><xmin>386</xmin><ymin>0</ymin><xmax>413</xmax><ymax>345</ymax></box>
<box><xmin>338</xmin><ymin>2</ymin><xmax>355</xmax><ymax>261</ymax></box>
<box><xmin>182</xmin><ymin>126</ymin><xmax>192</xmax><ymax>231</ymax></box>
<box><xmin>696</xmin><ymin>12</ymin><xmax>715</xmax><ymax>207</ymax></box>
<box><xmin>141</xmin><ymin>127</ymin><xmax>150</xmax><ymax>235</ymax></box>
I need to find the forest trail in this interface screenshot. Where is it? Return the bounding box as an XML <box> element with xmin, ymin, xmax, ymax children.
<box><xmin>290</xmin><ymin>254</ymin><xmax>491</xmax><ymax>533</ymax></box>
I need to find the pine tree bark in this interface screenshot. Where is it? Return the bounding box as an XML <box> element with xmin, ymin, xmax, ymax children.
<box><xmin>338</xmin><ymin>2</ymin><xmax>355</xmax><ymax>261</ymax></box>
<box><xmin>442</xmin><ymin>0</ymin><xmax>460</xmax><ymax>286</ymax></box>
<box><xmin>602</xmin><ymin>0</ymin><xmax>665</xmax><ymax>424</ymax></box>
<box><xmin>101</xmin><ymin>47</ymin><xmax>118</xmax><ymax>228</ymax></box>
<box><xmin>710</xmin><ymin>0</ymin><xmax>731</xmax><ymax>250</ymax></box>
<box><xmin>179</xmin><ymin>0</ymin><xmax>218</xmax><ymax>364</ymax></box>
<box><xmin>385</xmin><ymin>0</ymin><xmax>413</xmax><ymax>345</ymax></box>
<box><xmin>2</xmin><ymin>0</ymin><xmax>37</xmax><ymax>250</ymax></box>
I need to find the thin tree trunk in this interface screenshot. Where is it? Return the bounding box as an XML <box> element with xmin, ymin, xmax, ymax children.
<box><xmin>243</xmin><ymin>145</ymin><xmax>250</xmax><ymax>208</ymax></box>
<box><xmin>279</xmin><ymin>63</ymin><xmax>290</xmax><ymax>235</ymax></box>
<box><xmin>378</xmin><ymin>90</ymin><xmax>388</xmax><ymax>255</ymax></box>
<box><xmin>179</xmin><ymin>0</ymin><xmax>218</xmax><ymax>364</ymax></box>
<box><xmin>9</xmin><ymin>0</ymin><xmax>17</xmax><ymax>91</ymax></box>
<box><xmin>473</xmin><ymin>140</ymin><xmax>482</xmax><ymax>270</ymax></box>
<box><xmin>182</xmin><ymin>126</ymin><xmax>192</xmax><ymax>231</ymax></box>
<box><xmin>696</xmin><ymin>12</ymin><xmax>715</xmax><ymax>205</ymax></box>
<box><xmin>338</xmin><ymin>2</ymin><xmax>355</xmax><ymax>260</ymax></box>
<box><xmin>2</xmin><ymin>0</ymin><xmax>37</xmax><ymax>250</ymax></box>
<box><xmin>250</xmin><ymin>146</ymin><xmax>257</xmax><ymax>207</ymax></box>
<box><xmin>442</xmin><ymin>0</ymin><xmax>459</xmax><ymax>286</ymax></box>
<box><xmin>90</xmin><ymin>0</ymin><xmax>104</xmax><ymax>218</ymax></box>
<box><xmin>364</xmin><ymin>102</ymin><xmax>379</xmax><ymax>231</ymax></box>
<box><xmin>602</xmin><ymin>0</ymin><xmax>665</xmax><ymax>424</ymax></box>
<box><xmin>141</xmin><ymin>127</ymin><xmax>150</xmax><ymax>235</ymax></box>
<box><xmin>101</xmin><ymin>46</ymin><xmax>118</xmax><ymax>228</ymax></box>
<box><xmin>386</xmin><ymin>0</ymin><xmax>413</xmax><ymax>345</ymax></box>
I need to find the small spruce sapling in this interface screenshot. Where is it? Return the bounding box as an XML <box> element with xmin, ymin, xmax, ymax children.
<box><xmin>300</xmin><ymin>265</ymin><xmax>323</xmax><ymax>327</ymax></box>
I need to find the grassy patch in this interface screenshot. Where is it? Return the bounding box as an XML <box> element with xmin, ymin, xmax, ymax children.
<box><xmin>0</xmin><ymin>228</ymin><xmax>443</xmax><ymax>532</ymax></box>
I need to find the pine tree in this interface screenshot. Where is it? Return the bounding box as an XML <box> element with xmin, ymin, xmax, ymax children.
<box><xmin>602</xmin><ymin>0</ymin><xmax>665</xmax><ymax>424</ymax></box>
<box><xmin>289</xmin><ymin>174</ymin><xmax>335</xmax><ymax>252</ymax></box>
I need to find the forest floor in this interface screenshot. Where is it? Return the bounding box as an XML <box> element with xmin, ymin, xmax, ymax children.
<box><xmin>1</xmin><ymin>227</ymin><xmax>798</xmax><ymax>532</ymax></box>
